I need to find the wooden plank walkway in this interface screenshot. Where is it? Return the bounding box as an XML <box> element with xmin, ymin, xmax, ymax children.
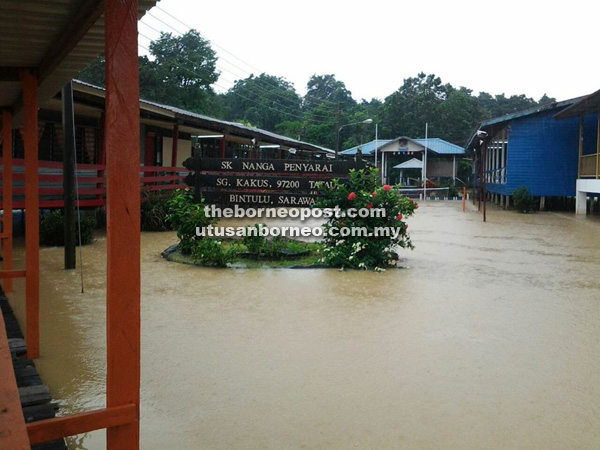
<box><xmin>0</xmin><ymin>289</ymin><xmax>67</xmax><ymax>449</ymax></box>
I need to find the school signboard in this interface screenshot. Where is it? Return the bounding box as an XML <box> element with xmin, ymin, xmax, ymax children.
<box><xmin>183</xmin><ymin>156</ymin><xmax>366</xmax><ymax>206</ymax></box>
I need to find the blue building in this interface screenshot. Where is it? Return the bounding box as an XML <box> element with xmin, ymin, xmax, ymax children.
<box><xmin>554</xmin><ymin>89</ymin><xmax>600</xmax><ymax>214</ymax></box>
<box><xmin>342</xmin><ymin>137</ymin><xmax>466</xmax><ymax>185</ymax></box>
<box><xmin>466</xmin><ymin>97</ymin><xmax>598</xmax><ymax>208</ymax></box>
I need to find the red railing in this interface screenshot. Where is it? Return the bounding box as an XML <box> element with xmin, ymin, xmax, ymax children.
<box><xmin>0</xmin><ymin>159</ymin><xmax>190</xmax><ymax>209</ymax></box>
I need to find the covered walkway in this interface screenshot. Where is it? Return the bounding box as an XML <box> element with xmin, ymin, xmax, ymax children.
<box><xmin>1</xmin><ymin>0</ymin><xmax>154</xmax><ymax>448</ymax></box>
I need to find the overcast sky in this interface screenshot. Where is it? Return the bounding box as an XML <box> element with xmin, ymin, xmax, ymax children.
<box><xmin>140</xmin><ymin>0</ymin><xmax>598</xmax><ymax>103</ymax></box>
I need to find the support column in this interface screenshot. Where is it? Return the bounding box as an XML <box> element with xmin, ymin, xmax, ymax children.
<box><xmin>2</xmin><ymin>110</ymin><xmax>14</xmax><ymax>292</ymax></box>
<box><xmin>62</xmin><ymin>81</ymin><xmax>76</xmax><ymax>270</ymax></box>
<box><xmin>482</xmin><ymin>139</ymin><xmax>488</xmax><ymax>222</ymax></box>
<box><xmin>105</xmin><ymin>0</ymin><xmax>141</xmax><ymax>448</ymax></box>
<box><xmin>220</xmin><ymin>136</ymin><xmax>225</xmax><ymax>158</ymax></box>
<box><xmin>97</xmin><ymin>113</ymin><xmax>106</xmax><ymax>202</ymax></box>
<box><xmin>575</xmin><ymin>180</ymin><xmax>587</xmax><ymax>215</ymax></box>
<box><xmin>22</xmin><ymin>70</ymin><xmax>40</xmax><ymax>359</ymax></box>
<box><xmin>539</xmin><ymin>196</ymin><xmax>546</xmax><ymax>211</ymax></box>
<box><xmin>170</xmin><ymin>123</ymin><xmax>179</xmax><ymax>167</ymax></box>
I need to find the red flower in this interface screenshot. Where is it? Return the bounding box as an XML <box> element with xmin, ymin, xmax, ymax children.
<box><xmin>367</xmin><ymin>202</ymin><xmax>373</xmax><ymax>209</ymax></box>
<box><xmin>383</xmin><ymin>185</ymin><xmax>391</xmax><ymax>192</ymax></box>
<box><xmin>409</xmin><ymin>198</ymin><xmax>414</xmax><ymax>203</ymax></box>
<box><xmin>371</xmin><ymin>191</ymin><xmax>377</xmax><ymax>197</ymax></box>
<box><xmin>396</xmin><ymin>213</ymin><xmax>403</xmax><ymax>220</ymax></box>
<box><xmin>415</xmin><ymin>204</ymin><xmax>419</xmax><ymax>209</ymax></box>
<box><xmin>340</xmin><ymin>222</ymin><xmax>346</xmax><ymax>227</ymax></box>
<box><xmin>190</xmin><ymin>211</ymin><xmax>197</xmax><ymax>217</ymax></box>
<box><xmin>348</xmin><ymin>192</ymin><xmax>357</xmax><ymax>201</ymax></box>
<box><xmin>405</xmin><ymin>224</ymin><xmax>409</xmax><ymax>230</ymax></box>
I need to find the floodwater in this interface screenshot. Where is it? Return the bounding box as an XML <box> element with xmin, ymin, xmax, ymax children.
<box><xmin>7</xmin><ymin>201</ymin><xmax>600</xmax><ymax>449</ymax></box>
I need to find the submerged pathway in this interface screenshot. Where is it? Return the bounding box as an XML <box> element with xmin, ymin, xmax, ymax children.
<box><xmin>0</xmin><ymin>289</ymin><xmax>66</xmax><ymax>450</ymax></box>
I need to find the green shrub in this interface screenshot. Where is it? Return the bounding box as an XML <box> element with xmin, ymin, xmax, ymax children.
<box><xmin>242</xmin><ymin>224</ymin><xmax>267</xmax><ymax>257</ymax></box>
<box><xmin>40</xmin><ymin>210</ymin><xmax>96</xmax><ymax>246</ymax></box>
<box><xmin>315</xmin><ymin>168</ymin><xmax>417</xmax><ymax>270</ymax></box>
<box><xmin>141</xmin><ymin>190</ymin><xmax>172</xmax><ymax>231</ymax></box>
<box><xmin>512</xmin><ymin>186</ymin><xmax>535</xmax><ymax>213</ymax></box>
<box><xmin>191</xmin><ymin>239</ymin><xmax>239</xmax><ymax>267</ymax></box>
<box><xmin>166</xmin><ymin>189</ymin><xmax>216</xmax><ymax>254</ymax></box>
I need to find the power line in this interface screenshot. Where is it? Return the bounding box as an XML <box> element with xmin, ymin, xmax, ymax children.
<box><xmin>137</xmin><ymin>39</ymin><xmax>329</xmax><ymax>124</ymax></box>
<box><xmin>144</xmin><ymin>9</ymin><xmax>347</xmax><ymax>115</ymax></box>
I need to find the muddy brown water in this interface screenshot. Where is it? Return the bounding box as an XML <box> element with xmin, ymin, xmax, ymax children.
<box><xmin>7</xmin><ymin>202</ymin><xmax>600</xmax><ymax>449</ymax></box>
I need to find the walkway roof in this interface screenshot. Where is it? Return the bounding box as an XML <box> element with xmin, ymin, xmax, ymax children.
<box><xmin>66</xmin><ymin>80</ymin><xmax>334</xmax><ymax>154</ymax></box>
<box><xmin>0</xmin><ymin>0</ymin><xmax>157</xmax><ymax>118</ymax></box>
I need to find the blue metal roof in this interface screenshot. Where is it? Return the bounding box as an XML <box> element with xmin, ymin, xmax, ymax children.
<box><xmin>413</xmin><ymin>138</ymin><xmax>465</xmax><ymax>155</ymax></box>
<box><xmin>342</xmin><ymin>137</ymin><xmax>463</xmax><ymax>156</ymax></box>
<box><xmin>341</xmin><ymin>139</ymin><xmax>393</xmax><ymax>156</ymax></box>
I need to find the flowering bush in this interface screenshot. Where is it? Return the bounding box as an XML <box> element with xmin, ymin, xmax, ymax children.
<box><xmin>315</xmin><ymin>168</ymin><xmax>417</xmax><ymax>270</ymax></box>
<box><xmin>167</xmin><ymin>189</ymin><xmax>216</xmax><ymax>254</ymax></box>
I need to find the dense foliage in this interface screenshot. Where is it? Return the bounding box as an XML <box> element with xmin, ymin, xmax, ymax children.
<box><xmin>512</xmin><ymin>186</ymin><xmax>536</xmax><ymax>213</ymax></box>
<box><xmin>191</xmin><ymin>238</ymin><xmax>239</xmax><ymax>267</ymax></box>
<box><xmin>77</xmin><ymin>30</ymin><xmax>555</xmax><ymax>150</ymax></box>
<box><xmin>166</xmin><ymin>189</ymin><xmax>216</xmax><ymax>254</ymax></box>
<box><xmin>140</xmin><ymin>190</ymin><xmax>172</xmax><ymax>231</ymax></box>
<box><xmin>40</xmin><ymin>210</ymin><xmax>96</xmax><ymax>246</ymax></box>
<box><xmin>315</xmin><ymin>168</ymin><xmax>417</xmax><ymax>270</ymax></box>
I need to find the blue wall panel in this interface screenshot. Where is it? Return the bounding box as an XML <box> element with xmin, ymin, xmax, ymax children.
<box><xmin>503</xmin><ymin>110</ymin><xmax>584</xmax><ymax>197</ymax></box>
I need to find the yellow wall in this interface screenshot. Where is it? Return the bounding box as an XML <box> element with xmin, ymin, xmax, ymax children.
<box><xmin>162</xmin><ymin>137</ymin><xmax>192</xmax><ymax>167</ymax></box>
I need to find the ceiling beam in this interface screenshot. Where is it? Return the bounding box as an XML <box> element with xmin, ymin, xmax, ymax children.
<box><xmin>0</xmin><ymin>67</ymin><xmax>30</xmax><ymax>82</ymax></box>
<box><xmin>38</xmin><ymin>0</ymin><xmax>104</xmax><ymax>82</ymax></box>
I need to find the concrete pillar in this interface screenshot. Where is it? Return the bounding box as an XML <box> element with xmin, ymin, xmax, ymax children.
<box><xmin>539</xmin><ymin>196</ymin><xmax>546</xmax><ymax>211</ymax></box>
<box><xmin>576</xmin><ymin>190</ymin><xmax>587</xmax><ymax>215</ymax></box>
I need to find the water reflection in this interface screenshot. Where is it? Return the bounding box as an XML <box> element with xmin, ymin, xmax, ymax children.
<box><xmin>7</xmin><ymin>202</ymin><xmax>600</xmax><ymax>449</ymax></box>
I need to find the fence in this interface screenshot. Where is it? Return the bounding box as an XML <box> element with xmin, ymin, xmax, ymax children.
<box><xmin>0</xmin><ymin>160</ymin><xmax>190</xmax><ymax>209</ymax></box>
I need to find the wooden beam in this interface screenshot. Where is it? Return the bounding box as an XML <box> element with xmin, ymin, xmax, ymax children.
<box><xmin>0</xmin><ymin>67</ymin><xmax>30</xmax><ymax>82</ymax></box>
<box><xmin>0</xmin><ymin>270</ymin><xmax>26</xmax><ymax>279</ymax></box>
<box><xmin>38</xmin><ymin>0</ymin><xmax>104</xmax><ymax>82</ymax></box>
<box><xmin>171</xmin><ymin>123</ymin><xmax>179</xmax><ymax>167</ymax></box>
<box><xmin>2</xmin><ymin>110</ymin><xmax>14</xmax><ymax>292</ymax></box>
<box><xmin>22</xmin><ymin>70</ymin><xmax>40</xmax><ymax>360</ymax></box>
<box><xmin>0</xmin><ymin>309</ymin><xmax>30</xmax><ymax>449</ymax></box>
<box><xmin>104</xmin><ymin>0</ymin><xmax>141</xmax><ymax>448</ymax></box>
<box><xmin>26</xmin><ymin>404</ymin><xmax>137</xmax><ymax>445</ymax></box>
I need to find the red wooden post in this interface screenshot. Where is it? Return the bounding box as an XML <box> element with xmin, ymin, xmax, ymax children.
<box><xmin>2</xmin><ymin>110</ymin><xmax>14</xmax><ymax>292</ymax></box>
<box><xmin>105</xmin><ymin>0</ymin><xmax>141</xmax><ymax>448</ymax></box>
<box><xmin>97</xmin><ymin>112</ymin><xmax>106</xmax><ymax>203</ymax></box>
<box><xmin>220</xmin><ymin>136</ymin><xmax>225</xmax><ymax>158</ymax></box>
<box><xmin>23</xmin><ymin>70</ymin><xmax>40</xmax><ymax>359</ymax></box>
<box><xmin>171</xmin><ymin>124</ymin><xmax>179</xmax><ymax>167</ymax></box>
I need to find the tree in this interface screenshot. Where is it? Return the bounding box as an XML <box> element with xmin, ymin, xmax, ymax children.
<box><xmin>77</xmin><ymin>30</ymin><xmax>220</xmax><ymax>115</ymax></box>
<box><xmin>222</xmin><ymin>73</ymin><xmax>302</xmax><ymax>132</ymax></box>
<box><xmin>438</xmin><ymin>87</ymin><xmax>489</xmax><ymax>144</ymax></box>
<box><xmin>303</xmin><ymin>74</ymin><xmax>356</xmax><ymax>113</ymax></box>
<box><xmin>145</xmin><ymin>30</ymin><xmax>219</xmax><ymax>113</ymax></box>
<box><xmin>380</xmin><ymin>73</ymin><xmax>452</xmax><ymax>138</ymax></box>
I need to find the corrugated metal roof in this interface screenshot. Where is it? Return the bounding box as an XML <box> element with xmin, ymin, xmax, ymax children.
<box><xmin>0</xmin><ymin>0</ymin><xmax>157</xmax><ymax>116</ymax></box>
<box><xmin>413</xmin><ymin>138</ymin><xmax>465</xmax><ymax>155</ymax></box>
<box><xmin>555</xmin><ymin>88</ymin><xmax>600</xmax><ymax>119</ymax></box>
<box><xmin>465</xmin><ymin>96</ymin><xmax>585</xmax><ymax>150</ymax></box>
<box><xmin>340</xmin><ymin>139</ymin><xmax>393</xmax><ymax>155</ymax></box>
<box><xmin>393</xmin><ymin>158</ymin><xmax>423</xmax><ymax>169</ymax></box>
<box><xmin>478</xmin><ymin>97</ymin><xmax>583</xmax><ymax>128</ymax></box>
<box><xmin>73</xmin><ymin>80</ymin><xmax>334</xmax><ymax>154</ymax></box>
<box><xmin>342</xmin><ymin>137</ymin><xmax>464</xmax><ymax>155</ymax></box>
